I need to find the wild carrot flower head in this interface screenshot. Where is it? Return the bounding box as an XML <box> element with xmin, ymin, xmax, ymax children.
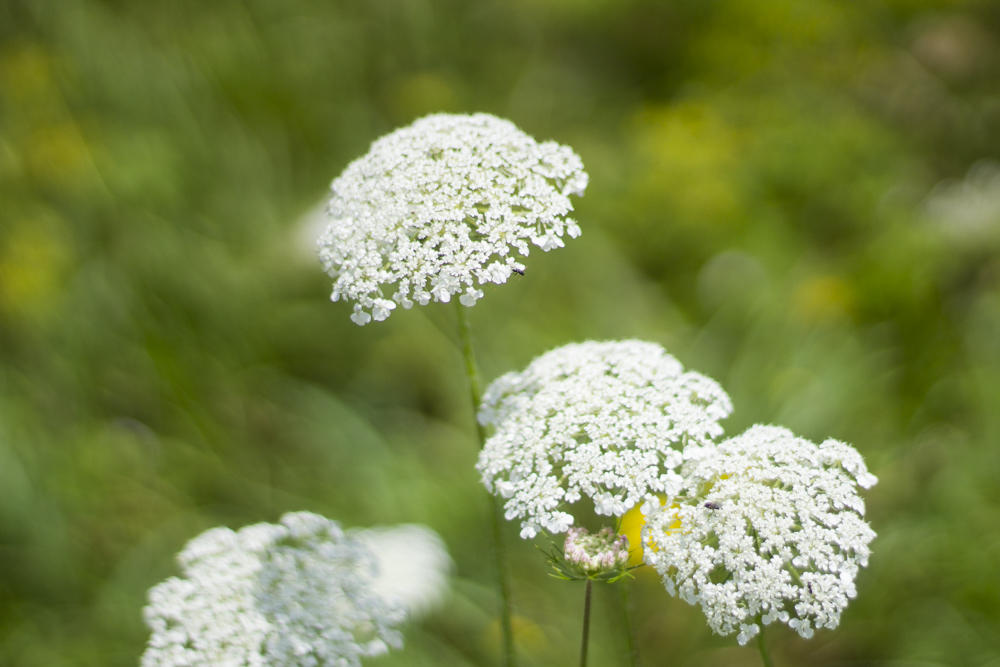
<box><xmin>476</xmin><ymin>340</ymin><xmax>732</xmax><ymax>539</ymax></box>
<box><xmin>642</xmin><ymin>425</ymin><xmax>878</xmax><ymax>645</ymax></box>
<box><xmin>141</xmin><ymin>512</ymin><xmax>409</xmax><ymax>667</ymax></box>
<box><xmin>318</xmin><ymin>113</ymin><xmax>588</xmax><ymax>325</ymax></box>
<box><xmin>563</xmin><ymin>527</ymin><xmax>630</xmax><ymax>578</ymax></box>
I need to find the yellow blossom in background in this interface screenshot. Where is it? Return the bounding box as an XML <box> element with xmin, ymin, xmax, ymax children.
<box><xmin>629</xmin><ymin>102</ymin><xmax>745</xmax><ymax>231</ymax></box>
<box><xmin>0</xmin><ymin>221</ymin><xmax>70</xmax><ymax>321</ymax></box>
<box><xmin>0</xmin><ymin>45</ymin><xmax>60</xmax><ymax>106</ymax></box>
<box><xmin>482</xmin><ymin>614</ymin><xmax>547</xmax><ymax>657</ymax></box>
<box><xmin>619</xmin><ymin>504</ymin><xmax>647</xmax><ymax>567</ymax></box>
<box><xmin>618</xmin><ymin>494</ymin><xmax>671</xmax><ymax>567</ymax></box>
<box><xmin>1</xmin><ymin>45</ymin><xmax>99</xmax><ymax>190</ymax></box>
<box><xmin>23</xmin><ymin>121</ymin><xmax>93</xmax><ymax>186</ymax></box>
<box><xmin>793</xmin><ymin>274</ymin><xmax>854</xmax><ymax>324</ymax></box>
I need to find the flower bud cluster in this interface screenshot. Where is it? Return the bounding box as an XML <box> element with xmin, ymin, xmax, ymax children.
<box><xmin>563</xmin><ymin>527</ymin><xmax>630</xmax><ymax>577</ymax></box>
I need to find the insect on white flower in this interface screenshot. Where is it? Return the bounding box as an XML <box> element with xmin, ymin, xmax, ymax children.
<box><xmin>140</xmin><ymin>512</ymin><xmax>419</xmax><ymax>667</ymax></box>
<box><xmin>642</xmin><ymin>425</ymin><xmax>878</xmax><ymax>645</ymax></box>
<box><xmin>318</xmin><ymin>113</ymin><xmax>588</xmax><ymax>324</ymax></box>
<box><xmin>476</xmin><ymin>340</ymin><xmax>733</xmax><ymax>539</ymax></box>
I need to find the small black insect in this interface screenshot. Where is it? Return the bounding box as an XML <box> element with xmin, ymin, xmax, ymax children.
<box><xmin>807</xmin><ymin>583</ymin><xmax>814</xmax><ymax>594</ymax></box>
<box><xmin>704</xmin><ymin>502</ymin><xmax>721</xmax><ymax>510</ymax></box>
<box><xmin>512</xmin><ymin>267</ymin><xmax>525</xmax><ymax>276</ymax></box>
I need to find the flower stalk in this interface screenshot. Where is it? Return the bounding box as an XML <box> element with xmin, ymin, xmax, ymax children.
<box><xmin>580</xmin><ymin>579</ymin><xmax>593</xmax><ymax>667</ymax></box>
<box><xmin>455</xmin><ymin>302</ymin><xmax>515</xmax><ymax>667</ymax></box>
<box><xmin>619</xmin><ymin>581</ymin><xmax>640</xmax><ymax>667</ymax></box>
<box><xmin>756</xmin><ymin>623</ymin><xmax>776</xmax><ymax>667</ymax></box>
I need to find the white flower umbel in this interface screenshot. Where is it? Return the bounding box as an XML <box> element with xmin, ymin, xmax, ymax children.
<box><xmin>643</xmin><ymin>425</ymin><xmax>878</xmax><ymax>645</ymax></box>
<box><xmin>141</xmin><ymin>512</ymin><xmax>407</xmax><ymax>667</ymax></box>
<box><xmin>476</xmin><ymin>340</ymin><xmax>733</xmax><ymax>539</ymax></box>
<box><xmin>354</xmin><ymin>524</ymin><xmax>452</xmax><ymax>619</ymax></box>
<box><xmin>318</xmin><ymin>113</ymin><xmax>588</xmax><ymax>325</ymax></box>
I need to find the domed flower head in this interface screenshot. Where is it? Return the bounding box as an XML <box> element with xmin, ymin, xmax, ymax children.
<box><xmin>141</xmin><ymin>512</ymin><xmax>410</xmax><ymax>667</ymax></box>
<box><xmin>318</xmin><ymin>113</ymin><xmax>588</xmax><ymax>325</ymax></box>
<box><xmin>642</xmin><ymin>425</ymin><xmax>878</xmax><ymax>646</ymax></box>
<box><xmin>476</xmin><ymin>340</ymin><xmax>733</xmax><ymax>539</ymax></box>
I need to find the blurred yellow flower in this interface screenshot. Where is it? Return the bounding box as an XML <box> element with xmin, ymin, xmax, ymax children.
<box><xmin>482</xmin><ymin>614</ymin><xmax>547</xmax><ymax>656</ymax></box>
<box><xmin>793</xmin><ymin>274</ymin><xmax>853</xmax><ymax>324</ymax></box>
<box><xmin>619</xmin><ymin>504</ymin><xmax>647</xmax><ymax>567</ymax></box>
<box><xmin>1</xmin><ymin>45</ymin><xmax>98</xmax><ymax>189</ymax></box>
<box><xmin>618</xmin><ymin>494</ymin><xmax>675</xmax><ymax>567</ymax></box>
<box><xmin>0</xmin><ymin>45</ymin><xmax>59</xmax><ymax>105</ymax></box>
<box><xmin>630</xmin><ymin>102</ymin><xmax>743</xmax><ymax>227</ymax></box>
<box><xmin>23</xmin><ymin>121</ymin><xmax>93</xmax><ymax>185</ymax></box>
<box><xmin>0</xmin><ymin>222</ymin><xmax>70</xmax><ymax>320</ymax></box>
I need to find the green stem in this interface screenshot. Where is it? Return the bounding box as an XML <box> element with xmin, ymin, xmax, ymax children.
<box><xmin>618</xmin><ymin>581</ymin><xmax>640</xmax><ymax>667</ymax></box>
<box><xmin>455</xmin><ymin>302</ymin><xmax>515</xmax><ymax>667</ymax></box>
<box><xmin>756</xmin><ymin>623</ymin><xmax>776</xmax><ymax>667</ymax></box>
<box><xmin>580</xmin><ymin>579</ymin><xmax>593</xmax><ymax>667</ymax></box>
<box><xmin>455</xmin><ymin>301</ymin><xmax>486</xmax><ymax>443</ymax></box>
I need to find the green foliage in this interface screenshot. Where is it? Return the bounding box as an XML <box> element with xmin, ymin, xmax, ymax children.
<box><xmin>2</xmin><ymin>0</ymin><xmax>1000</xmax><ymax>665</ymax></box>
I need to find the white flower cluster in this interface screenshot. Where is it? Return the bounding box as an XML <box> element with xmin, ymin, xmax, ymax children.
<box><xmin>642</xmin><ymin>425</ymin><xmax>878</xmax><ymax>645</ymax></box>
<box><xmin>141</xmin><ymin>512</ymin><xmax>412</xmax><ymax>667</ymax></box>
<box><xmin>477</xmin><ymin>340</ymin><xmax>733</xmax><ymax>539</ymax></box>
<box><xmin>926</xmin><ymin>159</ymin><xmax>1000</xmax><ymax>243</ymax></box>
<box><xmin>318</xmin><ymin>113</ymin><xmax>588</xmax><ymax>325</ymax></box>
<box><xmin>354</xmin><ymin>524</ymin><xmax>453</xmax><ymax>619</ymax></box>
<box><xmin>563</xmin><ymin>527</ymin><xmax>630</xmax><ymax>577</ymax></box>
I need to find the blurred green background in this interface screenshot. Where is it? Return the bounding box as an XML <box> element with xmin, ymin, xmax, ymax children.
<box><xmin>2</xmin><ymin>0</ymin><xmax>1000</xmax><ymax>665</ymax></box>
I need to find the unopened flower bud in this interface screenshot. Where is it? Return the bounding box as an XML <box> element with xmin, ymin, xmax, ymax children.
<box><xmin>563</xmin><ymin>527</ymin><xmax>630</xmax><ymax>577</ymax></box>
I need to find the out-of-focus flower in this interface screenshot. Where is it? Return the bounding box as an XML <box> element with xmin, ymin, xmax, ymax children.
<box><xmin>477</xmin><ymin>340</ymin><xmax>732</xmax><ymax>539</ymax></box>
<box><xmin>643</xmin><ymin>425</ymin><xmax>877</xmax><ymax>645</ymax></box>
<box><xmin>0</xmin><ymin>221</ymin><xmax>70</xmax><ymax>321</ymax></box>
<box><xmin>293</xmin><ymin>200</ymin><xmax>331</xmax><ymax>264</ymax></box>
<box><xmin>911</xmin><ymin>17</ymin><xmax>995</xmax><ymax>84</ymax></box>
<box><xmin>141</xmin><ymin>512</ymin><xmax>410</xmax><ymax>667</ymax></box>
<box><xmin>353</xmin><ymin>524</ymin><xmax>452</xmax><ymax>618</ymax></box>
<box><xmin>317</xmin><ymin>113</ymin><xmax>587</xmax><ymax>325</ymax></box>
<box><xmin>926</xmin><ymin>160</ymin><xmax>1000</xmax><ymax>244</ymax></box>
